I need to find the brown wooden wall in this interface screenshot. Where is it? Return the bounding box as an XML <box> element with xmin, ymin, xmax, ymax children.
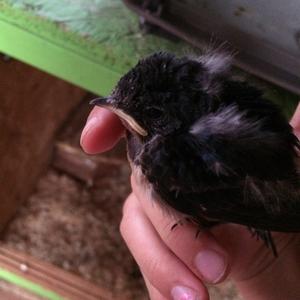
<box><xmin>0</xmin><ymin>58</ymin><xmax>86</xmax><ymax>229</ymax></box>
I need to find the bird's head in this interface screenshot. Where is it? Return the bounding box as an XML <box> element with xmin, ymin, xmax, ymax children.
<box><xmin>91</xmin><ymin>51</ymin><xmax>231</xmax><ymax>138</ymax></box>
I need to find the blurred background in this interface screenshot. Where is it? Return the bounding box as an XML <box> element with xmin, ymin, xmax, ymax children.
<box><xmin>0</xmin><ymin>1</ymin><xmax>299</xmax><ymax>299</ymax></box>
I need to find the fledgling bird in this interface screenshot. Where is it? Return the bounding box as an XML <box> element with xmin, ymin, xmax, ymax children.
<box><xmin>91</xmin><ymin>51</ymin><xmax>300</xmax><ymax>255</ymax></box>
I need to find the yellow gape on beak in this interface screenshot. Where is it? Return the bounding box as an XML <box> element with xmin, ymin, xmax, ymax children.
<box><xmin>90</xmin><ymin>97</ymin><xmax>148</xmax><ymax>136</ymax></box>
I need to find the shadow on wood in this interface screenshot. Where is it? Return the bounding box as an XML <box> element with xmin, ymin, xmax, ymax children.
<box><xmin>0</xmin><ymin>58</ymin><xmax>86</xmax><ymax>230</ymax></box>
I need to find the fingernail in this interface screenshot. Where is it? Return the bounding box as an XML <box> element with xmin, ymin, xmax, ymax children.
<box><xmin>195</xmin><ymin>250</ymin><xmax>227</xmax><ymax>283</ymax></box>
<box><xmin>81</xmin><ymin>117</ymin><xmax>98</xmax><ymax>141</ymax></box>
<box><xmin>171</xmin><ymin>286</ymin><xmax>202</xmax><ymax>300</ymax></box>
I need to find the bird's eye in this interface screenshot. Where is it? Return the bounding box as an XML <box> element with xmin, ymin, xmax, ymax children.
<box><xmin>146</xmin><ymin>107</ymin><xmax>163</xmax><ymax>119</ymax></box>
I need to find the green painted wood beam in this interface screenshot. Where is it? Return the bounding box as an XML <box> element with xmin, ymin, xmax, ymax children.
<box><xmin>0</xmin><ymin>268</ymin><xmax>64</xmax><ymax>300</ymax></box>
<box><xmin>0</xmin><ymin>0</ymin><xmax>188</xmax><ymax>95</ymax></box>
<box><xmin>0</xmin><ymin>18</ymin><xmax>121</xmax><ymax>95</ymax></box>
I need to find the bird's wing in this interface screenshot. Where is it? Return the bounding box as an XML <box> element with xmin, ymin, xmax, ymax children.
<box><xmin>138</xmin><ymin>108</ymin><xmax>300</xmax><ymax>232</ymax></box>
<box><xmin>186</xmin><ymin>105</ymin><xmax>300</xmax><ymax>232</ymax></box>
<box><xmin>186</xmin><ymin>179</ymin><xmax>300</xmax><ymax>232</ymax></box>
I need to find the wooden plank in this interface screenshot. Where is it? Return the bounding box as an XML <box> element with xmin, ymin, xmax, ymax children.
<box><xmin>0</xmin><ymin>58</ymin><xmax>86</xmax><ymax>230</ymax></box>
<box><xmin>53</xmin><ymin>142</ymin><xmax>98</xmax><ymax>186</ymax></box>
<box><xmin>52</xmin><ymin>142</ymin><xmax>125</xmax><ymax>186</ymax></box>
<box><xmin>0</xmin><ymin>246</ymin><xmax>114</xmax><ymax>300</ymax></box>
<box><xmin>0</xmin><ymin>281</ymin><xmax>38</xmax><ymax>300</ymax></box>
<box><xmin>0</xmin><ymin>290</ymin><xmax>23</xmax><ymax>300</ymax></box>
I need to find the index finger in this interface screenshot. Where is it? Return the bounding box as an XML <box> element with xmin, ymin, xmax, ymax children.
<box><xmin>131</xmin><ymin>174</ymin><xmax>230</xmax><ymax>285</ymax></box>
<box><xmin>80</xmin><ymin>106</ymin><xmax>124</xmax><ymax>154</ymax></box>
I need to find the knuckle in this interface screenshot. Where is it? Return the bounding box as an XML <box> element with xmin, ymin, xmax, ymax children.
<box><xmin>121</xmin><ymin>194</ymin><xmax>133</xmax><ymax>218</ymax></box>
<box><xmin>119</xmin><ymin>215</ymin><xmax>127</xmax><ymax>238</ymax></box>
<box><xmin>119</xmin><ymin>194</ymin><xmax>139</xmax><ymax>237</ymax></box>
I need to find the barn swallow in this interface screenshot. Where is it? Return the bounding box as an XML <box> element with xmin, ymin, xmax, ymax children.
<box><xmin>91</xmin><ymin>51</ymin><xmax>300</xmax><ymax>255</ymax></box>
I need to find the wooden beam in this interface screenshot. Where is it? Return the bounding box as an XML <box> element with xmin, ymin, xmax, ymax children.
<box><xmin>0</xmin><ymin>245</ymin><xmax>114</xmax><ymax>300</ymax></box>
<box><xmin>52</xmin><ymin>142</ymin><xmax>125</xmax><ymax>186</ymax></box>
<box><xmin>0</xmin><ymin>0</ymin><xmax>188</xmax><ymax>95</ymax></box>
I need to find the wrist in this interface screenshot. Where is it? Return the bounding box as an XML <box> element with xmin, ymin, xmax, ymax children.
<box><xmin>235</xmin><ymin>233</ymin><xmax>300</xmax><ymax>300</ymax></box>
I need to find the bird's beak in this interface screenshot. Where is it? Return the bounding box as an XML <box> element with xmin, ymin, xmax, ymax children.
<box><xmin>90</xmin><ymin>97</ymin><xmax>148</xmax><ymax>136</ymax></box>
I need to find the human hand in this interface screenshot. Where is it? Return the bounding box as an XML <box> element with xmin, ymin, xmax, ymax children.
<box><xmin>81</xmin><ymin>105</ymin><xmax>300</xmax><ymax>300</ymax></box>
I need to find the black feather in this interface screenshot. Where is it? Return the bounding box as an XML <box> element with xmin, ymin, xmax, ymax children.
<box><xmin>92</xmin><ymin>51</ymin><xmax>300</xmax><ymax>255</ymax></box>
